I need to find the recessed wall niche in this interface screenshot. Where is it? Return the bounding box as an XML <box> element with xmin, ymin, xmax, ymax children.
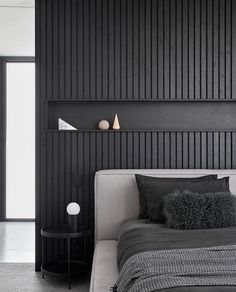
<box><xmin>47</xmin><ymin>101</ymin><xmax>236</xmax><ymax>131</ymax></box>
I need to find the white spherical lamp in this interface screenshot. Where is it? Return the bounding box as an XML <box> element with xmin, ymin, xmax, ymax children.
<box><xmin>67</xmin><ymin>202</ymin><xmax>80</xmax><ymax>215</ymax></box>
<box><xmin>66</xmin><ymin>202</ymin><xmax>80</xmax><ymax>232</ymax></box>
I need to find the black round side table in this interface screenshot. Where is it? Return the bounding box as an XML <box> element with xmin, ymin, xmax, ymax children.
<box><xmin>41</xmin><ymin>225</ymin><xmax>90</xmax><ymax>289</ymax></box>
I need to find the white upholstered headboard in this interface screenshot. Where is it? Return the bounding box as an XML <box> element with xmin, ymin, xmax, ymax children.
<box><xmin>94</xmin><ymin>169</ymin><xmax>236</xmax><ymax>241</ymax></box>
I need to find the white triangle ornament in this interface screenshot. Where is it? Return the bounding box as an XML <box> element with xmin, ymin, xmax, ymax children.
<box><xmin>58</xmin><ymin>118</ymin><xmax>77</xmax><ymax>130</ymax></box>
<box><xmin>112</xmin><ymin>114</ymin><xmax>120</xmax><ymax>130</ymax></box>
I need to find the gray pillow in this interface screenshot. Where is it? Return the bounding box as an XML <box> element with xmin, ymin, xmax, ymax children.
<box><xmin>135</xmin><ymin>174</ymin><xmax>220</xmax><ymax>220</ymax></box>
<box><xmin>163</xmin><ymin>190</ymin><xmax>236</xmax><ymax>230</ymax></box>
<box><xmin>136</xmin><ymin>175</ymin><xmax>229</xmax><ymax>223</ymax></box>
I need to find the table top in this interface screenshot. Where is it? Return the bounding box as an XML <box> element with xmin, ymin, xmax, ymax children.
<box><xmin>41</xmin><ymin>225</ymin><xmax>90</xmax><ymax>239</ymax></box>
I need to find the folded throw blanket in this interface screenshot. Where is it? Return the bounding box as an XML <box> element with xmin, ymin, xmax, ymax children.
<box><xmin>114</xmin><ymin>245</ymin><xmax>236</xmax><ymax>292</ymax></box>
<box><xmin>114</xmin><ymin>221</ymin><xmax>236</xmax><ymax>292</ymax></box>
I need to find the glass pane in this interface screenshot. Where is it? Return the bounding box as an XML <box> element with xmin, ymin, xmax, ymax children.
<box><xmin>6</xmin><ymin>63</ymin><xmax>35</xmax><ymax>219</ymax></box>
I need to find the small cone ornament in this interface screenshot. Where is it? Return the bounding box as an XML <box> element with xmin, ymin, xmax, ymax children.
<box><xmin>112</xmin><ymin>113</ymin><xmax>120</xmax><ymax>130</ymax></box>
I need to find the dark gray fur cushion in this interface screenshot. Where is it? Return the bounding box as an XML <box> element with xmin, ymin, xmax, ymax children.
<box><xmin>163</xmin><ymin>190</ymin><xmax>236</xmax><ymax>230</ymax></box>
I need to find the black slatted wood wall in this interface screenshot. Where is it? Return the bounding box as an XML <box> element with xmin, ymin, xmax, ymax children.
<box><xmin>36</xmin><ymin>0</ymin><xmax>236</xmax><ymax>270</ymax></box>
<box><xmin>39</xmin><ymin>0</ymin><xmax>236</xmax><ymax>101</ymax></box>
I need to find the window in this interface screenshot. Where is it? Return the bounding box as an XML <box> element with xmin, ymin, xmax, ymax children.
<box><xmin>6</xmin><ymin>62</ymin><xmax>35</xmax><ymax>219</ymax></box>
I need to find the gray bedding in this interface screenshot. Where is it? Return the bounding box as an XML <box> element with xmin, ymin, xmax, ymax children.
<box><xmin>115</xmin><ymin>220</ymin><xmax>236</xmax><ymax>292</ymax></box>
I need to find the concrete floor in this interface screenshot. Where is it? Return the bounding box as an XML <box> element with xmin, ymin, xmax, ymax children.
<box><xmin>0</xmin><ymin>222</ymin><xmax>35</xmax><ymax>263</ymax></box>
<box><xmin>0</xmin><ymin>263</ymin><xmax>90</xmax><ymax>291</ymax></box>
<box><xmin>0</xmin><ymin>223</ymin><xmax>90</xmax><ymax>291</ymax></box>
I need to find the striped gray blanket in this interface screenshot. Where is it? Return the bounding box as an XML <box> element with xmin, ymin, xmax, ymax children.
<box><xmin>114</xmin><ymin>245</ymin><xmax>236</xmax><ymax>292</ymax></box>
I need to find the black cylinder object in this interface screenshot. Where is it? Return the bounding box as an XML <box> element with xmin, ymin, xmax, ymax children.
<box><xmin>68</xmin><ymin>215</ymin><xmax>78</xmax><ymax>232</ymax></box>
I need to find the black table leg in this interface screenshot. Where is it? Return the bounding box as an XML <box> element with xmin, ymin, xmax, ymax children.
<box><xmin>42</xmin><ymin>236</ymin><xmax>44</xmax><ymax>279</ymax></box>
<box><xmin>68</xmin><ymin>237</ymin><xmax>71</xmax><ymax>289</ymax></box>
<box><xmin>83</xmin><ymin>236</ymin><xmax>86</xmax><ymax>261</ymax></box>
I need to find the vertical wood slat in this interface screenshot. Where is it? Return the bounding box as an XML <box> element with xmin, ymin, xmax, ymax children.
<box><xmin>52</xmin><ymin>0</ymin><xmax>59</xmax><ymax>99</ymax></box>
<box><xmin>71</xmin><ymin>0</ymin><xmax>78</xmax><ymax>99</ymax></box>
<box><xmin>151</xmin><ymin>0</ymin><xmax>158</xmax><ymax>99</ymax></box>
<box><xmin>145</xmin><ymin>0</ymin><xmax>152</xmax><ymax>100</ymax></box>
<box><xmin>43</xmin><ymin>0</ymin><xmax>235</xmax><ymax>101</ymax></box>
<box><xmin>207</xmin><ymin>0</ymin><xmax>213</xmax><ymax>99</ymax></box>
<box><xmin>46</xmin><ymin>0</ymin><xmax>52</xmax><ymax>100</ymax></box>
<box><xmin>232</xmin><ymin>0</ymin><xmax>236</xmax><ymax>98</ymax></box>
<box><xmin>213</xmin><ymin>0</ymin><xmax>219</xmax><ymax>100</ymax></box>
<box><xmin>127</xmin><ymin>0</ymin><xmax>133</xmax><ymax>99</ymax></box>
<box><xmin>84</xmin><ymin>0</ymin><xmax>90</xmax><ymax>99</ymax></box>
<box><xmin>170</xmin><ymin>0</ymin><xmax>176</xmax><ymax>99</ymax></box>
<box><xmin>200</xmin><ymin>0</ymin><xmax>206</xmax><ymax>100</ymax></box>
<box><xmin>58</xmin><ymin>0</ymin><xmax>65</xmax><ymax>99</ymax></box>
<box><xmin>138</xmin><ymin>0</ymin><xmax>144</xmax><ymax>100</ymax></box>
<box><xmin>102</xmin><ymin>0</ymin><xmax>109</xmax><ymax>99</ymax></box>
<box><xmin>158</xmin><ymin>0</ymin><xmax>164</xmax><ymax>100</ymax></box>
<box><xmin>164</xmin><ymin>0</ymin><xmax>170</xmax><ymax>100</ymax></box>
<box><xmin>120</xmin><ymin>0</ymin><xmax>127</xmax><ymax>100</ymax></box>
<box><xmin>65</xmin><ymin>0</ymin><xmax>71</xmax><ymax>99</ymax></box>
<box><xmin>188</xmin><ymin>0</ymin><xmax>195</xmax><ymax>100</ymax></box>
<box><xmin>108</xmin><ymin>0</ymin><xmax>115</xmax><ymax>99</ymax></box>
<box><xmin>90</xmin><ymin>0</ymin><xmax>96</xmax><ymax>100</ymax></box>
<box><xmin>77</xmin><ymin>0</ymin><xmax>84</xmax><ymax>99</ymax></box>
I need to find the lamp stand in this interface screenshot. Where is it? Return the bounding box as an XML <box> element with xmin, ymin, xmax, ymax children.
<box><xmin>68</xmin><ymin>215</ymin><xmax>78</xmax><ymax>232</ymax></box>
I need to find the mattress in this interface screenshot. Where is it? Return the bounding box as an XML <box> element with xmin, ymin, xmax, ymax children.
<box><xmin>90</xmin><ymin>220</ymin><xmax>236</xmax><ymax>292</ymax></box>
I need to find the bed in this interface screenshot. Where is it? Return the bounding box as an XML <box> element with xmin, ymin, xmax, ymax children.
<box><xmin>89</xmin><ymin>169</ymin><xmax>236</xmax><ymax>292</ymax></box>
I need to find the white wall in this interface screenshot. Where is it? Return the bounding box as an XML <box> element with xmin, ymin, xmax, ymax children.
<box><xmin>0</xmin><ymin>6</ymin><xmax>34</xmax><ymax>56</ymax></box>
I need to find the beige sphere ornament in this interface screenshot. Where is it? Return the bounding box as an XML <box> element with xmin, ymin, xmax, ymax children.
<box><xmin>98</xmin><ymin>120</ymin><xmax>110</xmax><ymax>130</ymax></box>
